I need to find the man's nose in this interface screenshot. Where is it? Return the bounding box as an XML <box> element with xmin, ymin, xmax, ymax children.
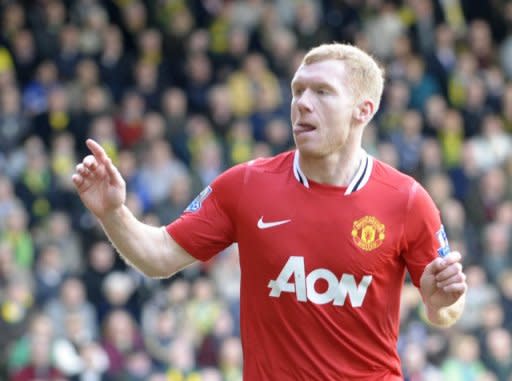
<box><xmin>296</xmin><ymin>90</ymin><xmax>313</xmax><ymax>112</ymax></box>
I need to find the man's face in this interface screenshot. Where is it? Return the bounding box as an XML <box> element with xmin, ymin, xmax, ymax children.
<box><xmin>290</xmin><ymin>59</ymin><xmax>356</xmax><ymax>157</ymax></box>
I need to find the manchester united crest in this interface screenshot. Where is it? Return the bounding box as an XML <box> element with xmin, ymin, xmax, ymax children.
<box><xmin>351</xmin><ymin>216</ymin><xmax>385</xmax><ymax>251</ymax></box>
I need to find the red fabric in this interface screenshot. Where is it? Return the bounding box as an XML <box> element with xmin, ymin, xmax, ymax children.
<box><xmin>11</xmin><ymin>366</ymin><xmax>65</xmax><ymax>381</ymax></box>
<box><xmin>167</xmin><ymin>151</ymin><xmax>442</xmax><ymax>380</ymax></box>
<box><xmin>114</xmin><ymin>116</ymin><xmax>143</xmax><ymax>148</ymax></box>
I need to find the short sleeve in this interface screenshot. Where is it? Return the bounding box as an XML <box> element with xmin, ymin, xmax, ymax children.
<box><xmin>401</xmin><ymin>181</ymin><xmax>447</xmax><ymax>287</ymax></box>
<box><xmin>166</xmin><ymin>164</ymin><xmax>245</xmax><ymax>261</ymax></box>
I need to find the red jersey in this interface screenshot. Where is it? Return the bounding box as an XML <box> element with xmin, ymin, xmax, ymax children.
<box><xmin>167</xmin><ymin>150</ymin><xmax>445</xmax><ymax>380</ymax></box>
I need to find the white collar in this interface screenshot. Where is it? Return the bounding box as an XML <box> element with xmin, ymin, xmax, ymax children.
<box><xmin>293</xmin><ymin>150</ymin><xmax>373</xmax><ymax>195</ymax></box>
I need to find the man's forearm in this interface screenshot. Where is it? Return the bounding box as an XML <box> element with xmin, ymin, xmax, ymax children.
<box><xmin>425</xmin><ymin>294</ymin><xmax>466</xmax><ymax>328</ymax></box>
<box><xmin>98</xmin><ymin>205</ymin><xmax>195</xmax><ymax>278</ymax></box>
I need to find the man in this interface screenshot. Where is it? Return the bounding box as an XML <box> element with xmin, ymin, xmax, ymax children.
<box><xmin>73</xmin><ymin>43</ymin><xmax>467</xmax><ymax>380</ymax></box>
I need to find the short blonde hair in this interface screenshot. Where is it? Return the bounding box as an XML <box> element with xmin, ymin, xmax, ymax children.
<box><xmin>302</xmin><ymin>43</ymin><xmax>385</xmax><ymax>111</ymax></box>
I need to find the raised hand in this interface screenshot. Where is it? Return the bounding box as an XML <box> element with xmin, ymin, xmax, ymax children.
<box><xmin>72</xmin><ymin>139</ymin><xmax>126</xmax><ymax>219</ymax></box>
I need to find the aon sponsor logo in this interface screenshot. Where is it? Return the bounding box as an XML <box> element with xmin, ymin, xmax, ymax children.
<box><xmin>268</xmin><ymin>256</ymin><xmax>372</xmax><ymax>307</ymax></box>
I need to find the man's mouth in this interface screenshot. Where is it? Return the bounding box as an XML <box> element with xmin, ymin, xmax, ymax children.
<box><xmin>294</xmin><ymin>123</ymin><xmax>316</xmax><ymax>134</ymax></box>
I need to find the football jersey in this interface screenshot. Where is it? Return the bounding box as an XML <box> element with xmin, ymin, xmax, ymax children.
<box><xmin>167</xmin><ymin>150</ymin><xmax>446</xmax><ymax>380</ymax></box>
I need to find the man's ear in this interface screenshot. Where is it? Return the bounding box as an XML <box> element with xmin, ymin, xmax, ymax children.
<box><xmin>353</xmin><ymin>100</ymin><xmax>375</xmax><ymax>124</ymax></box>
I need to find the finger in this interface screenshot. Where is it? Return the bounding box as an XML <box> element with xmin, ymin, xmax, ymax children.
<box><xmin>71</xmin><ymin>173</ymin><xmax>83</xmax><ymax>187</ymax></box>
<box><xmin>441</xmin><ymin>283</ymin><xmax>467</xmax><ymax>294</ymax></box>
<box><xmin>76</xmin><ymin>163</ymin><xmax>91</xmax><ymax>177</ymax></box>
<box><xmin>83</xmin><ymin>155</ymin><xmax>98</xmax><ymax>171</ymax></box>
<box><xmin>102</xmin><ymin>156</ymin><xmax>124</xmax><ymax>186</ymax></box>
<box><xmin>440</xmin><ymin>251</ymin><xmax>462</xmax><ymax>266</ymax></box>
<box><xmin>437</xmin><ymin>272</ymin><xmax>466</xmax><ymax>288</ymax></box>
<box><xmin>85</xmin><ymin>140</ymin><xmax>121</xmax><ymax>181</ymax></box>
<box><xmin>436</xmin><ymin>263</ymin><xmax>463</xmax><ymax>282</ymax></box>
<box><xmin>424</xmin><ymin>257</ymin><xmax>445</xmax><ymax>274</ymax></box>
<box><xmin>425</xmin><ymin>251</ymin><xmax>463</xmax><ymax>275</ymax></box>
<box><xmin>103</xmin><ymin>157</ymin><xmax>118</xmax><ymax>178</ymax></box>
<box><xmin>86</xmin><ymin>139</ymin><xmax>110</xmax><ymax>164</ymax></box>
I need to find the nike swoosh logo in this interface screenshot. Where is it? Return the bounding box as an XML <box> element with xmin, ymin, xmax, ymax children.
<box><xmin>257</xmin><ymin>217</ymin><xmax>291</xmax><ymax>229</ymax></box>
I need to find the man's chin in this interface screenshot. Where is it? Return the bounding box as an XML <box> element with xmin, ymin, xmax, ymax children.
<box><xmin>294</xmin><ymin>142</ymin><xmax>324</xmax><ymax>158</ymax></box>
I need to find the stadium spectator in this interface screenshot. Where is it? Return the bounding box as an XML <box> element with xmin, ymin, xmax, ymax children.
<box><xmin>44</xmin><ymin>276</ymin><xmax>98</xmax><ymax>339</ymax></box>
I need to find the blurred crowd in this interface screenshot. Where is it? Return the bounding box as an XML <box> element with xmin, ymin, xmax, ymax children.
<box><xmin>0</xmin><ymin>0</ymin><xmax>511</xmax><ymax>380</ymax></box>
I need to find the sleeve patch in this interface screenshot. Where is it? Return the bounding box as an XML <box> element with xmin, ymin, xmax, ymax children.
<box><xmin>185</xmin><ymin>186</ymin><xmax>212</xmax><ymax>212</ymax></box>
<box><xmin>436</xmin><ymin>225</ymin><xmax>451</xmax><ymax>258</ymax></box>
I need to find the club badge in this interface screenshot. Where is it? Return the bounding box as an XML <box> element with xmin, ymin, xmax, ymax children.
<box><xmin>352</xmin><ymin>216</ymin><xmax>385</xmax><ymax>252</ymax></box>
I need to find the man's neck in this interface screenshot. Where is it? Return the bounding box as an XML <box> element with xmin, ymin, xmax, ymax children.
<box><xmin>298</xmin><ymin>144</ymin><xmax>364</xmax><ymax>187</ymax></box>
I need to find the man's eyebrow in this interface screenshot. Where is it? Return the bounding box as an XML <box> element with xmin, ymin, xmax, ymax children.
<box><xmin>292</xmin><ymin>77</ymin><xmax>336</xmax><ymax>89</ymax></box>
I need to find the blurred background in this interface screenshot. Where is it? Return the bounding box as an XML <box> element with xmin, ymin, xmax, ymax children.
<box><xmin>0</xmin><ymin>0</ymin><xmax>511</xmax><ymax>380</ymax></box>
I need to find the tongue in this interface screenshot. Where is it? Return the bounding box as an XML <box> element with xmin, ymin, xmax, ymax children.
<box><xmin>301</xmin><ymin>124</ymin><xmax>315</xmax><ymax>131</ymax></box>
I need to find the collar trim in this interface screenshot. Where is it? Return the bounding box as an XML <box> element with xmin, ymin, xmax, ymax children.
<box><xmin>293</xmin><ymin>150</ymin><xmax>310</xmax><ymax>188</ymax></box>
<box><xmin>292</xmin><ymin>150</ymin><xmax>373</xmax><ymax>195</ymax></box>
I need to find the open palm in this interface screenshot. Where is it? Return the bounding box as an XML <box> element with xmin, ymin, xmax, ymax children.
<box><xmin>72</xmin><ymin>139</ymin><xmax>126</xmax><ymax>219</ymax></box>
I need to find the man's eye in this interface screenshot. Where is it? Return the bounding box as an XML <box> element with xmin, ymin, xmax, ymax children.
<box><xmin>316</xmin><ymin>89</ymin><xmax>327</xmax><ymax>95</ymax></box>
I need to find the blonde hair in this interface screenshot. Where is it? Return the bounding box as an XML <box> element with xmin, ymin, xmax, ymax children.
<box><xmin>302</xmin><ymin>43</ymin><xmax>385</xmax><ymax>110</ymax></box>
